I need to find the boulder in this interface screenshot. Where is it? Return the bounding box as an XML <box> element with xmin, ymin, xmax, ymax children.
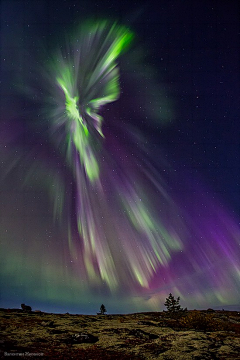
<box><xmin>63</xmin><ymin>333</ymin><xmax>99</xmax><ymax>344</ymax></box>
<box><xmin>41</xmin><ymin>320</ymin><xmax>55</xmax><ymax>327</ymax></box>
<box><xmin>129</xmin><ymin>329</ymin><xmax>158</xmax><ymax>340</ymax></box>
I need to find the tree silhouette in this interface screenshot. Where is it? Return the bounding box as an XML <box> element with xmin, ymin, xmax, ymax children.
<box><xmin>164</xmin><ymin>293</ymin><xmax>187</xmax><ymax>317</ymax></box>
<box><xmin>100</xmin><ymin>304</ymin><xmax>107</xmax><ymax>315</ymax></box>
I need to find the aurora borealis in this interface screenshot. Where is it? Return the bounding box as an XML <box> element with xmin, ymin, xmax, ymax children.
<box><xmin>47</xmin><ymin>20</ymin><xmax>185</xmax><ymax>292</ymax></box>
<box><xmin>1</xmin><ymin>0</ymin><xmax>240</xmax><ymax>314</ymax></box>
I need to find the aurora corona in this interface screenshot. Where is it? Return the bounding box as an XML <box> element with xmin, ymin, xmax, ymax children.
<box><xmin>48</xmin><ymin>21</ymin><xmax>185</xmax><ymax>291</ymax></box>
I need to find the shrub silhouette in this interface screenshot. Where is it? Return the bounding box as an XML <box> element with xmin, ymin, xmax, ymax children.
<box><xmin>21</xmin><ymin>304</ymin><xmax>32</xmax><ymax>312</ymax></box>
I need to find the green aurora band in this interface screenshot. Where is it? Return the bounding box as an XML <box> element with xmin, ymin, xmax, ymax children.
<box><xmin>56</xmin><ymin>21</ymin><xmax>134</xmax><ymax>182</ymax></box>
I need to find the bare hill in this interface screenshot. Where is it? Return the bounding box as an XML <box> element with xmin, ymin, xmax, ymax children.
<box><xmin>1</xmin><ymin>308</ymin><xmax>240</xmax><ymax>359</ymax></box>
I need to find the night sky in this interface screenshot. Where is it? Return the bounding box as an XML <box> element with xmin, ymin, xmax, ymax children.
<box><xmin>1</xmin><ymin>0</ymin><xmax>240</xmax><ymax>314</ymax></box>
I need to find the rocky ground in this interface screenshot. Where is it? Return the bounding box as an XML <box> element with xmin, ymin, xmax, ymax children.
<box><xmin>1</xmin><ymin>308</ymin><xmax>240</xmax><ymax>359</ymax></box>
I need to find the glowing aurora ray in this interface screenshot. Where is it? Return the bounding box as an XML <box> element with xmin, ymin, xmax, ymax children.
<box><xmin>56</xmin><ymin>74</ymin><xmax>98</xmax><ymax>182</ymax></box>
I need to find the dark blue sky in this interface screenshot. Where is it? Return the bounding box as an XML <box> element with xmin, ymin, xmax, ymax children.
<box><xmin>0</xmin><ymin>0</ymin><xmax>240</xmax><ymax>313</ymax></box>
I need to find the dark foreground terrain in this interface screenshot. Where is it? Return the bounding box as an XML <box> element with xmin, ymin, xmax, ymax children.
<box><xmin>1</xmin><ymin>308</ymin><xmax>240</xmax><ymax>359</ymax></box>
